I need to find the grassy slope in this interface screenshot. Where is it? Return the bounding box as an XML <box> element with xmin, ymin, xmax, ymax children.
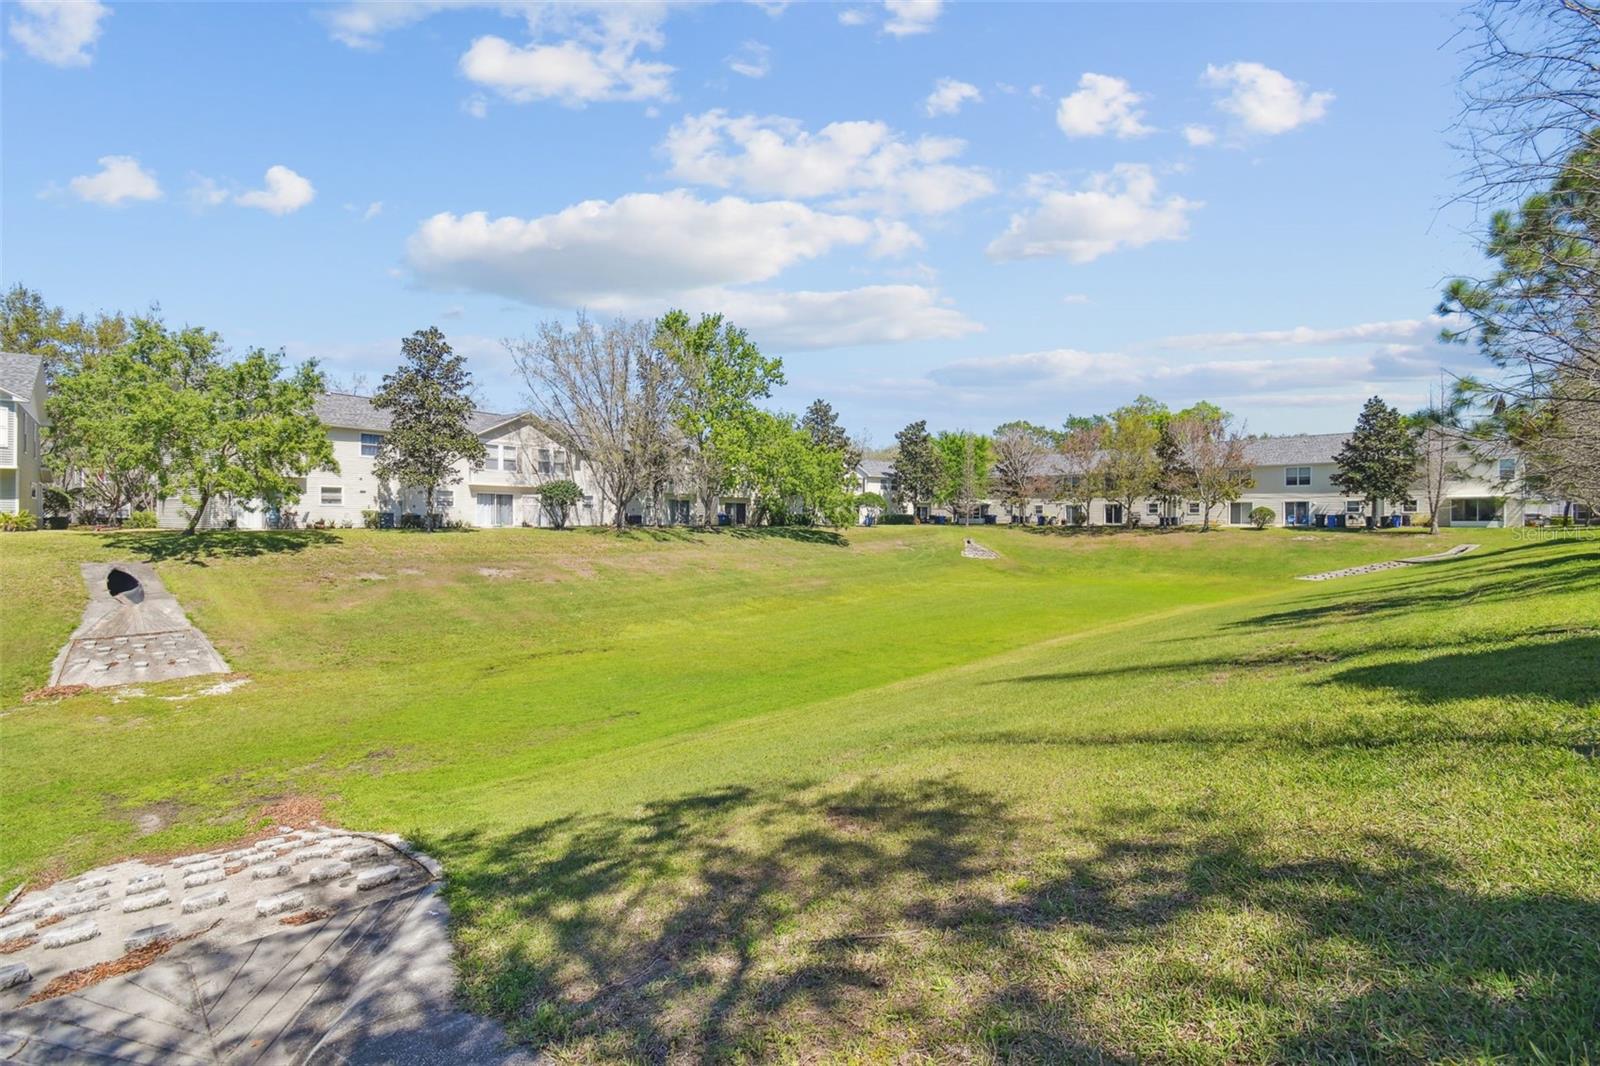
<box><xmin>2</xmin><ymin>525</ymin><xmax>1596</xmax><ymax>1061</ymax></box>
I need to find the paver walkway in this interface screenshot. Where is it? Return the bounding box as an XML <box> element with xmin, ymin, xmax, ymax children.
<box><xmin>0</xmin><ymin>827</ymin><xmax>535</xmax><ymax>1064</ymax></box>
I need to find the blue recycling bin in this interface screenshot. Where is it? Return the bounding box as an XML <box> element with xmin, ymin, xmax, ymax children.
<box><xmin>1325</xmin><ymin>515</ymin><xmax>1338</xmax><ymax>528</ymax></box>
<box><xmin>1389</xmin><ymin>514</ymin><xmax>1403</xmax><ymax>528</ymax></box>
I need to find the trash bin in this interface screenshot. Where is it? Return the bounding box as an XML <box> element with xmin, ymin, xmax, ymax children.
<box><xmin>1037</xmin><ymin>515</ymin><xmax>1046</xmax><ymax>526</ymax></box>
<box><xmin>1325</xmin><ymin>515</ymin><xmax>1338</xmax><ymax>529</ymax></box>
<box><xmin>984</xmin><ymin>514</ymin><xmax>997</xmax><ymax>525</ymax></box>
<box><xmin>1389</xmin><ymin>514</ymin><xmax>1403</xmax><ymax>528</ymax></box>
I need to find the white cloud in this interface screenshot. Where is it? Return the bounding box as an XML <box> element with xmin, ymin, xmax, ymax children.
<box><xmin>68</xmin><ymin>155</ymin><xmax>161</xmax><ymax>206</ymax></box>
<box><xmin>1055</xmin><ymin>73</ymin><xmax>1151</xmax><ymax>139</ymax></box>
<box><xmin>1182</xmin><ymin>124</ymin><xmax>1216</xmax><ymax>147</ymax></box>
<box><xmin>987</xmin><ymin>165</ymin><xmax>1199</xmax><ymax>264</ymax></box>
<box><xmin>404</xmin><ymin>190</ymin><xmax>975</xmax><ymax>349</ymax></box>
<box><xmin>462</xmin><ymin>94</ymin><xmax>489</xmax><ymax>119</ymax></box>
<box><xmin>883</xmin><ymin>0</ymin><xmax>941</xmax><ymax>36</ymax></box>
<box><xmin>838</xmin><ymin>8</ymin><xmax>870</xmax><ymax>26</ymax></box>
<box><xmin>362</xmin><ymin>200</ymin><xmax>384</xmax><ymax>221</ymax></box>
<box><xmin>662</xmin><ymin>110</ymin><xmax>993</xmax><ymax>216</ymax></box>
<box><xmin>186</xmin><ymin>175</ymin><xmax>229</xmax><ymax>208</ymax></box>
<box><xmin>235</xmin><ymin>165</ymin><xmax>316</xmax><ymax>215</ymax></box>
<box><xmin>1061</xmin><ymin>293</ymin><xmax>1090</xmax><ymax>305</ymax></box>
<box><xmin>324</xmin><ymin>2</ymin><xmax>675</xmax><ymax>105</ymax></box>
<box><xmin>690</xmin><ymin>284</ymin><xmax>978</xmax><ymax>349</ymax></box>
<box><xmin>8</xmin><ymin>0</ymin><xmax>109</xmax><ymax>67</ymax></box>
<box><xmin>460</xmin><ymin>34</ymin><xmax>672</xmax><ymax>105</ymax></box>
<box><xmin>406</xmin><ymin>191</ymin><xmax>893</xmax><ymax>303</ymax></box>
<box><xmin>726</xmin><ymin>39</ymin><xmax>770</xmax><ymax>79</ymax></box>
<box><xmin>924</xmin><ymin>77</ymin><xmax>981</xmax><ymax>117</ymax></box>
<box><xmin>1159</xmin><ymin>318</ymin><xmax>1446</xmax><ymax>349</ymax></box>
<box><xmin>1203</xmin><ymin>61</ymin><xmax>1333</xmax><ymax>135</ymax></box>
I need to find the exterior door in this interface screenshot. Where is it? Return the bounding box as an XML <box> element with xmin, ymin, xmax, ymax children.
<box><xmin>1284</xmin><ymin>501</ymin><xmax>1311</xmax><ymax>526</ymax></box>
<box><xmin>476</xmin><ymin>493</ymin><xmax>514</xmax><ymax>527</ymax></box>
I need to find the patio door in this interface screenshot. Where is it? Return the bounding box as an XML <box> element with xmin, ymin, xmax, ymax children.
<box><xmin>476</xmin><ymin>493</ymin><xmax>514</xmax><ymax>527</ymax></box>
<box><xmin>1284</xmin><ymin>501</ymin><xmax>1311</xmax><ymax>526</ymax></box>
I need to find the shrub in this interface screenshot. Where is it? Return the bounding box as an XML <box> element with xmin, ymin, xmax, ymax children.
<box><xmin>879</xmin><ymin>513</ymin><xmax>916</xmax><ymax>525</ymax></box>
<box><xmin>0</xmin><ymin>511</ymin><xmax>39</xmax><ymax>531</ymax></box>
<box><xmin>361</xmin><ymin>509</ymin><xmax>381</xmax><ymax>529</ymax></box>
<box><xmin>533</xmin><ymin>479</ymin><xmax>582</xmax><ymax>530</ymax></box>
<box><xmin>1249</xmin><ymin>506</ymin><xmax>1275</xmax><ymax>530</ymax></box>
<box><xmin>42</xmin><ymin>486</ymin><xmax>74</xmax><ymax>518</ymax></box>
<box><xmin>126</xmin><ymin>510</ymin><xmax>158</xmax><ymax>529</ymax></box>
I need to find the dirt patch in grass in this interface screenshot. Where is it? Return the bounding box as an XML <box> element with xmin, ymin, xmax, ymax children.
<box><xmin>130</xmin><ymin>799</ymin><xmax>185</xmax><ymax>836</ymax></box>
<box><xmin>24</xmin><ymin>925</ymin><xmax>210</xmax><ymax>1003</ymax></box>
<box><xmin>21</xmin><ymin>684</ymin><xmax>89</xmax><ymax>704</ymax></box>
<box><xmin>280</xmin><ymin>906</ymin><xmax>333</xmax><ymax>926</ymax></box>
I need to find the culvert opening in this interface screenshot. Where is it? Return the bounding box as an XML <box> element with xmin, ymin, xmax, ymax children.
<box><xmin>107</xmin><ymin>568</ymin><xmax>144</xmax><ymax>604</ymax></box>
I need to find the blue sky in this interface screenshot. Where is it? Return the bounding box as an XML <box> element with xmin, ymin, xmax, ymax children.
<box><xmin>4</xmin><ymin>1</ymin><xmax>1490</xmax><ymax>443</ymax></box>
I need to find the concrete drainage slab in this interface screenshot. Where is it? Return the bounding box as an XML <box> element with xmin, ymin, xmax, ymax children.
<box><xmin>1297</xmin><ymin>543</ymin><xmax>1479</xmax><ymax>582</ymax></box>
<box><xmin>961</xmin><ymin>538</ymin><xmax>1000</xmax><ymax>559</ymax></box>
<box><xmin>48</xmin><ymin>563</ymin><xmax>229</xmax><ymax>689</ymax></box>
<box><xmin>0</xmin><ymin>826</ymin><xmax>536</xmax><ymax>1064</ymax></box>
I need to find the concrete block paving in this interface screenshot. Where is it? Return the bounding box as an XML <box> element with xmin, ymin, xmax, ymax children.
<box><xmin>0</xmin><ymin>826</ymin><xmax>536</xmax><ymax>1064</ymax></box>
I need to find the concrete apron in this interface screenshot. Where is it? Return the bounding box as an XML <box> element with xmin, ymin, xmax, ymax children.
<box><xmin>49</xmin><ymin>563</ymin><xmax>230</xmax><ymax>688</ymax></box>
<box><xmin>0</xmin><ymin>827</ymin><xmax>536</xmax><ymax>1064</ymax></box>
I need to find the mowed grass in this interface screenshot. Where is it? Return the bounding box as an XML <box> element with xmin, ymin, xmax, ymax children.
<box><xmin>2</xmin><ymin>524</ymin><xmax>1597</xmax><ymax>1061</ymax></box>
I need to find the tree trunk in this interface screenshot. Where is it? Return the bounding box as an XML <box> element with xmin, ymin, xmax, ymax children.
<box><xmin>184</xmin><ymin>489</ymin><xmax>212</xmax><ymax>535</ymax></box>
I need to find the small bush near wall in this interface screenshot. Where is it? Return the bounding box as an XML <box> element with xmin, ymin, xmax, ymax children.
<box><xmin>362</xmin><ymin>509</ymin><xmax>381</xmax><ymax>529</ymax></box>
<box><xmin>1249</xmin><ymin>507</ymin><xmax>1276</xmax><ymax>530</ymax></box>
<box><xmin>126</xmin><ymin>510</ymin><xmax>158</xmax><ymax>529</ymax></box>
<box><xmin>878</xmin><ymin>513</ymin><xmax>917</xmax><ymax>525</ymax></box>
<box><xmin>0</xmin><ymin>511</ymin><xmax>39</xmax><ymax>531</ymax></box>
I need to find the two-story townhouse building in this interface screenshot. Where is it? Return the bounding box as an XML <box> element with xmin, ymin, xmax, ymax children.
<box><xmin>0</xmin><ymin>352</ymin><xmax>48</xmax><ymax>519</ymax></box>
<box><xmin>872</xmin><ymin>430</ymin><xmax>1569</xmax><ymax>530</ymax></box>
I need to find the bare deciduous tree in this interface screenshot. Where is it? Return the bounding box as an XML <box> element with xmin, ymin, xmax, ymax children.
<box><xmin>1169</xmin><ymin>412</ymin><xmax>1253</xmax><ymax>531</ymax></box>
<box><xmin>1055</xmin><ymin>425</ymin><xmax>1103</xmax><ymax>526</ymax></box>
<box><xmin>509</xmin><ymin>314</ymin><xmax>663</xmax><ymax>529</ymax></box>
<box><xmin>991</xmin><ymin>425</ymin><xmax>1051</xmax><ymax>524</ymax></box>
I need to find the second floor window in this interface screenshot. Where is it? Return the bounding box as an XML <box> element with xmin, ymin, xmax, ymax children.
<box><xmin>360</xmin><ymin>433</ymin><xmax>382</xmax><ymax>457</ymax></box>
<box><xmin>481</xmin><ymin>444</ymin><xmax>519</xmax><ymax>472</ymax></box>
<box><xmin>538</xmin><ymin>448</ymin><xmax>553</xmax><ymax>476</ymax></box>
<box><xmin>1498</xmin><ymin>458</ymin><xmax>1516</xmax><ymax>481</ymax></box>
<box><xmin>1285</xmin><ymin>466</ymin><xmax>1311</xmax><ymax>486</ymax></box>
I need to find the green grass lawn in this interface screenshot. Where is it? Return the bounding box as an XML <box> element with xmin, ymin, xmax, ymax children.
<box><xmin>2</xmin><ymin>524</ymin><xmax>1596</xmax><ymax>1061</ymax></box>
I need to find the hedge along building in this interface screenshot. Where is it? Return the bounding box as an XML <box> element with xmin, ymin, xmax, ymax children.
<box><xmin>862</xmin><ymin>431</ymin><xmax>1573</xmax><ymax>530</ymax></box>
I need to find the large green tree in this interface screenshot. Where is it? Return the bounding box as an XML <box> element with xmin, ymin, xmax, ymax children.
<box><xmin>1332</xmin><ymin>396</ymin><xmax>1421</xmax><ymax>525</ymax></box>
<box><xmin>1100</xmin><ymin>397</ymin><xmax>1166</xmax><ymax>526</ymax></box>
<box><xmin>47</xmin><ymin>316</ymin><xmax>334</xmax><ymax>532</ymax></box>
<box><xmin>718</xmin><ymin>409</ymin><xmax>854</xmax><ymax>526</ymax></box>
<box><xmin>891</xmin><ymin>420</ymin><xmax>938</xmax><ymax>519</ymax></box>
<box><xmin>371</xmin><ymin>327</ymin><xmax>487</xmax><ymax>527</ymax></box>
<box><xmin>653</xmin><ymin>310</ymin><xmax>785</xmax><ymax>525</ymax></box>
<box><xmin>1</xmin><ymin>284</ymin><xmax>128</xmax><ymax>385</ymax></box>
<box><xmin>991</xmin><ymin>422</ymin><xmax>1052</xmax><ymax>524</ymax></box>
<box><xmin>934</xmin><ymin>430</ymin><xmax>993</xmax><ymax>524</ymax></box>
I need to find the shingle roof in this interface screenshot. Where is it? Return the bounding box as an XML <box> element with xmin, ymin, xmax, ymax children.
<box><xmin>313</xmin><ymin>391</ymin><xmax>519</xmax><ymax>434</ymax></box>
<box><xmin>0</xmin><ymin>352</ymin><xmax>44</xmax><ymax>406</ymax></box>
<box><xmin>1240</xmin><ymin>432</ymin><xmax>1350</xmax><ymax>466</ymax></box>
<box><xmin>858</xmin><ymin>458</ymin><xmax>895</xmax><ymax>477</ymax></box>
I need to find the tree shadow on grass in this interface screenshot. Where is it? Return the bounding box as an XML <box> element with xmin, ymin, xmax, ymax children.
<box><xmin>604</xmin><ymin>525</ymin><xmax>850</xmax><ymax>547</ymax></box>
<box><xmin>1328</xmin><ymin>633</ymin><xmax>1600</xmax><ymax>705</ymax></box>
<box><xmin>1227</xmin><ymin>548</ymin><xmax>1600</xmax><ymax>633</ymax></box>
<box><xmin>420</xmin><ymin>781</ymin><xmax>1600</xmax><ymax>1061</ymax></box>
<box><xmin>96</xmin><ymin>529</ymin><xmax>340</xmax><ymax>566</ymax></box>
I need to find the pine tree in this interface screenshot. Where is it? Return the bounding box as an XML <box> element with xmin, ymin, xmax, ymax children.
<box><xmin>1332</xmin><ymin>396</ymin><xmax>1421</xmax><ymax>526</ymax></box>
<box><xmin>892</xmin><ymin>420</ymin><xmax>938</xmax><ymax>519</ymax></box>
<box><xmin>371</xmin><ymin>327</ymin><xmax>486</xmax><ymax>529</ymax></box>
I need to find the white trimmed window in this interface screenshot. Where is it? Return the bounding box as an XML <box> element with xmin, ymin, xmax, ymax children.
<box><xmin>436</xmin><ymin>490</ymin><xmax>454</xmax><ymax>510</ymax></box>
<box><xmin>1285</xmin><ymin>466</ymin><xmax>1311</xmax><ymax>487</ymax></box>
<box><xmin>538</xmin><ymin>448</ymin><xmax>553</xmax><ymax>476</ymax></box>
<box><xmin>1147</xmin><ymin>501</ymin><xmax>1161</xmax><ymax>515</ymax></box>
<box><xmin>360</xmin><ymin>433</ymin><xmax>382</xmax><ymax>457</ymax></box>
<box><xmin>1401</xmin><ymin>498</ymin><xmax>1418</xmax><ymax>513</ymax></box>
<box><xmin>1346</xmin><ymin>499</ymin><xmax>1364</xmax><ymax>514</ymax></box>
<box><xmin>481</xmin><ymin>443</ymin><xmax>519</xmax><ymax>472</ymax></box>
<box><xmin>1188</xmin><ymin>501</ymin><xmax>1201</xmax><ymax>515</ymax></box>
<box><xmin>1498</xmin><ymin>458</ymin><xmax>1516</xmax><ymax>480</ymax></box>
<box><xmin>321</xmin><ymin>485</ymin><xmax>343</xmax><ymax>505</ymax></box>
